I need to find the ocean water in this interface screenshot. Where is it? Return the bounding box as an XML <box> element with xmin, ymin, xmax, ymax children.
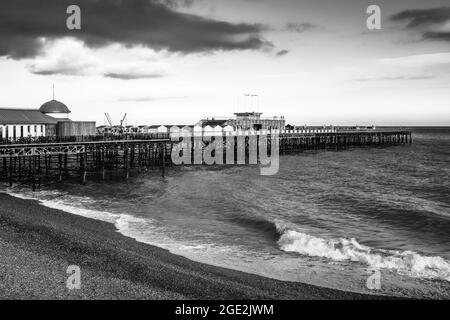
<box><xmin>5</xmin><ymin>128</ymin><xmax>450</xmax><ymax>298</ymax></box>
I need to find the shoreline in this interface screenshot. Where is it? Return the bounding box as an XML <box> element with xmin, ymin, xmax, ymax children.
<box><xmin>0</xmin><ymin>192</ymin><xmax>389</xmax><ymax>299</ymax></box>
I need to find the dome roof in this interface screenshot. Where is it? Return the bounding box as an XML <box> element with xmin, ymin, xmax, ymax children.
<box><xmin>39</xmin><ymin>99</ymin><xmax>71</xmax><ymax>114</ymax></box>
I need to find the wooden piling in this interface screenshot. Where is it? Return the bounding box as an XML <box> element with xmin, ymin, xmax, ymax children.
<box><xmin>58</xmin><ymin>154</ymin><xmax>63</xmax><ymax>182</ymax></box>
<box><xmin>161</xmin><ymin>143</ymin><xmax>165</xmax><ymax>178</ymax></box>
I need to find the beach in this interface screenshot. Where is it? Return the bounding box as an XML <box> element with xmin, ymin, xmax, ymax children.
<box><xmin>0</xmin><ymin>193</ymin><xmax>382</xmax><ymax>300</ymax></box>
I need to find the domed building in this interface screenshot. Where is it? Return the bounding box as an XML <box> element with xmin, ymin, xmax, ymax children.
<box><xmin>39</xmin><ymin>99</ymin><xmax>71</xmax><ymax>119</ymax></box>
<box><xmin>0</xmin><ymin>97</ymin><xmax>95</xmax><ymax>140</ymax></box>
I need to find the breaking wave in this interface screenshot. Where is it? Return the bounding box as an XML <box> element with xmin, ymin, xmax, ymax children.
<box><xmin>276</xmin><ymin>223</ymin><xmax>450</xmax><ymax>282</ymax></box>
<box><xmin>4</xmin><ymin>189</ymin><xmax>118</xmax><ymax>224</ymax></box>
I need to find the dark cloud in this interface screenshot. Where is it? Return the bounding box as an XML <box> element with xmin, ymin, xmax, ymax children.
<box><xmin>0</xmin><ymin>0</ymin><xmax>272</xmax><ymax>59</ymax></box>
<box><xmin>276</xmin><ymin>50</ymin><xmax>289</xmax><ymax>57</ymax></box>
<box><xmin>283</xmin><ymin>22</ymin><xmax>321</xmax><ymax>33</ymax></box>
<box><xmin>117</xmin><ymin>96</ymin><xmax>187</xmax><ymax>102</ymax></box>
<box><xmin>423</xmin><ymin>32</ymin><xmax>450</xmax><ymax>41</ymax></box>
<box><xmin>390</xmin><ymin>7</ymin><xmax>450</xmax><ymax>28</ymax></box>
<box><xmin>390</xmin><ymin>7</ymin><xmax>450</xmax><ymax>41</ymax></box>
<box><xmin>162</xmin><ymin>0</ymin><xmax>195</xmax><ymax>9</ymax></box>
<box><xmin>32</xmin><ymin>68</ymin><xmax>82</xmax><ymax>76</ymax></box>
<box><xmin>104</xmin><ymin>73</ymin><xmax>164</xmax><ymax>80</ymax></box>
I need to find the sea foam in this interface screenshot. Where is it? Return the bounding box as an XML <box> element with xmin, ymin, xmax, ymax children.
<box><xmin>5</xmin><ymin>189</ymin><xmax>118</xmax><ymax>223</ymax></box>
<box><xmin>277</xmin><ymin>224</ymin><xmax>450</xmax><ymax>282</ymax></box>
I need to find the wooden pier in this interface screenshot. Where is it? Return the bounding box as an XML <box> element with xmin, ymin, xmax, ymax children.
<box><xmin>0</xmin><ymin>130</ymin><xmax>411</xmax><ymax>189</ymax></box>
<box><xmin>278</xmin><ymin>130</ymin><xmax>412</xmax><ymax>153</ymax></box>
<box><xmin>0</xmin><ymin>136</ymin><xmax>171</xmax><ymax>190</ymax></box>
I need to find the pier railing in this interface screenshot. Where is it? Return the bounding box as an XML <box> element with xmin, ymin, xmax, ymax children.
<box><xmin>0</xmin><ymin>133</ymin><xmax>170</xmax><ymax>146</ymax></box>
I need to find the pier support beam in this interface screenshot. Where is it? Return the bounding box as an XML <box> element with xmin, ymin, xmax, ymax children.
<box><xmin>161</xmin><ymin>143</ymin><xmax>166</xmax><ymax>178</ymax></box>
<box><xmin>124</xmin><ymin>146</ymin><xmax>129</xmax><ymax>180</ymax></box>
<box><xmin>31</xmin><ymin>155</ymin><xmax>36</xmax><ymax>192</ymax></box>
<box><xmin>59</xmin><ymin>154</ymin><xmax>63</xmax><ymax>182</ymax></box>
<box><xmin>8</xmin><ymin>157</ymin><xmax>12</xmax><ymax>187</ymax></box>
<box><xmin>80</xmin><ymin>151</ymin><xmax>87</xmax><ymax>185</ymax></box>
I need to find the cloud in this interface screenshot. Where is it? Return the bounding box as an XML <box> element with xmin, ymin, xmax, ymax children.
<box><xmin>27</xmin><ymin>39</ymin><xmax>99</xmax><ymax>75</ymax></box>
<box><xmin>104</xmin><ymin>73</ymin><xmax>161</xmax><ymax>80</ymax></box>
<box><xmin>117</xmin><ymin>96</ymin><xmax>187</xmax><ymax>102</ymax></box>
<box><xmin>276</xmin><ymin>50</ymin><xmax>289</xmax><ymax>57</ymax></box>
<box><xmin>160</xmin><ymin>0</ymin><xmax>195</xmax><ymax>9</ymax></box>
<box><xmin>390</xmin><ymin>7</ymin><xmax>450</xmax><ymax>28</ymax></box>
<box><xmin>102</xmin><ymin>55</ymin><xmax>172</xmax><ymax>79</ymax></box>
<box><xmin>0</xmin><ymin>0</ymin><xmax>273</xmax><ymax>59</ymax></box>
<box><xmin>26</xmin><ymin>38</ymin><xmax>171</xmax><ymax>79</ymax></box>
<box><xmin>383</xmin><ymin>53</ymin><xmax>450</xmax><ymax>78</ymax></box>
<box><xmin>423</xmin><ymin>31</ymin><xmax>450</xmax><ymax>41</ymax></box>
<box><xmin>390</xmin><ymin>7</ymin><xmax>450</xmax><ymax>41</ymax></box>
<box><xmin>350</xmin><ymin>52</ymin><xmax>450</xmax><ymax>82</ymax></box>
<box><xmin>283</xmin><ymin>22</ymin><xmax>321</xmax><ymax>33</ymax></box>
<box><xmin>354</xmin><ymin>75</ymin><xmax>435</xmax><ymax>82</ymax></box>
<box><xmin>103</xmin><ymin>64</ymin><xmax>167</xmax><ymax>80</ymax></box>
<box><xmin>379</xmin><ymin>52</ymin><xmax>450</xmax><ymax>68</ymax></box>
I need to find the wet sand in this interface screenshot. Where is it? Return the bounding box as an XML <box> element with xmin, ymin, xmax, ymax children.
<box><xmin>0</xmin><ymin>193</ymin><xmax>388</xmax><ymax>299</ymax></box>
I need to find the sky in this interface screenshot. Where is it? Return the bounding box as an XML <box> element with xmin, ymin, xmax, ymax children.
<box><xmin>0</xmin><ymin>0</ymin><xmax>449</xmax><ymax>126</ymax></box>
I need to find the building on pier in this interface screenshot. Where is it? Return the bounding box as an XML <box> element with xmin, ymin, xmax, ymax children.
<box><xmin>196</xmin><ymin>112</ymin><xmax>285</xmax><ymax>131</ymax></box>
<box><xmin>0</xmin><ymin>99</ymin><xmax>96</xmax><ymax>140</ymax></box>
<box><xmin>285</xmin><ymin>125</ymin><xmax>336</xmax><ymax>133</ymax></box>
<box><xmin>335</xmin><ymin>125</ymin><xmax>377</xmax><ymax>131</ymax></box>
<box><xmin>0</xmin><ymin>109</ymin><xmax>57</xmax><ymax>139</ymax></box>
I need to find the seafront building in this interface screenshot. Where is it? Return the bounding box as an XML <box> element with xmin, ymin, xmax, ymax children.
<box><xmin>0</xmin><ymin>99</ymin><xmax>96</xmax><ymax>140</ymax></box>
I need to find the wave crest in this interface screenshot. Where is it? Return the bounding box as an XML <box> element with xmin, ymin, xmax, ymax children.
<box><xmin>277</xmin><ymin>225</ymin><xmax>450</xmax><ymax>282</ymax></box>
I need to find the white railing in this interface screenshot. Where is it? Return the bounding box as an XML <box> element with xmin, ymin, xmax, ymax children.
<box><xmin>103</xmin><ymin>125</ymin><xmax>342</xmax><ymax>137</ymax></box>
<box><xmin>168</xmin><ymin>127</ymin><xmax>340</xmax><ymax>138</ymax></box>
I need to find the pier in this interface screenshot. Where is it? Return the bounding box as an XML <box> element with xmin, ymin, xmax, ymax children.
<box><xmin>0</xmin><ymin>135</ymin><xmax>171</xmax><ymax>190</ymax></box>
<box><xmin>279</xmin><ymin>130</ymin><xmax>412</xmax><ymax>153</ymax></box>
<box><xmin>0</xmin><ymin>129</ymin><xmax>412</xmax><ymax>189</ymax></box>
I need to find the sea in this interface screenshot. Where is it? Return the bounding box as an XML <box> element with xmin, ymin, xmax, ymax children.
<box><xmin>4</xmin><ymin>127</ymin><xmax>450</xmax><ymax>298</ymax></box>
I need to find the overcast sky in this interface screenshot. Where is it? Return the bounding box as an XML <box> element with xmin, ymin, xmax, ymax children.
<box><xmin>0</xmin><ymin>0</ymin><xmax>449</xmax><ymax>126</ymax></box>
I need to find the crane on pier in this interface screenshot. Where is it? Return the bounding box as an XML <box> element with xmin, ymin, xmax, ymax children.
<box><xmin>103</xmin><ymin>113</ymin><xmax>128</xmax><ymax>134</ymax></box>
<box><xmin>104</xmin><ymin>113</ymin><xmax>113</xmax><ymax>127</ymax></box>
<box><xmin>120</xmin><ymin>113</ymin><xmax>127</xmax><ymax>132</ymax></box>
